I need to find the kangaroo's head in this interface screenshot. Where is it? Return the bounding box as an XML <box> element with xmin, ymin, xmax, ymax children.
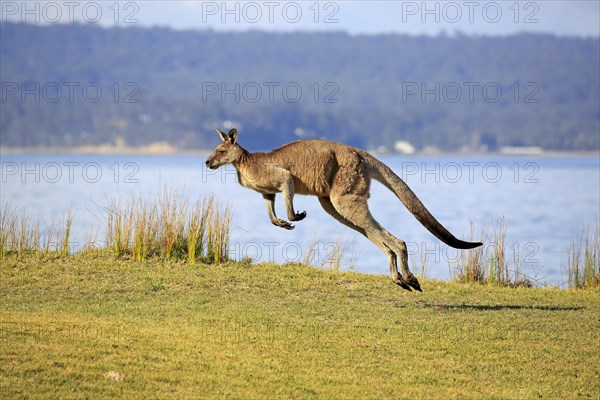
<box><xmin>205</xmin><ymin>128</ymin><xmax>245</xmax><ymax>169</ymax></box>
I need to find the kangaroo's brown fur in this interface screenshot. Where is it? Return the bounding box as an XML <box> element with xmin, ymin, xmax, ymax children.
<box><xmin>205</xmin><ymin>128</ymin><xmax>483</xmax><ymax>291</ymax></box>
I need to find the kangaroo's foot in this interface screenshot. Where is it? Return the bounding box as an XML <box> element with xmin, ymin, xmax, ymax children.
<box><xmin>272</xmin><ymin>218</ymin><xmax>295</xmax><ymax>230</ymax></box>
<box><xmin>392</xmin><ymin>276</ymin><xmax>412</xmax><ymax>291</ymax></box>
<box><xmin>289</xmin><ymin>211</ymin><xmax>307</xmax><ymax>222</ymax></box>
<box><xmin>404</xmin><ymin>273</ymin><xmax>422</xmax><ymax>292</ymax></box>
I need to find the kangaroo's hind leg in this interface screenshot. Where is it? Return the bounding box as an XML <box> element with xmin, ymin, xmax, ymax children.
<box><xmin>379</xmin><ymin>232</ymin><xmax>421</xmax><ymax>292</ymax></box>
<box><xmin>327</xmin><ymin>194</ymin><xmax>420</xmax><ymax>291</ymax></box>
<box><xmin>318</xmin><ymin>196</ymin><xmax>366</xmax><ymax>236</ymax></box>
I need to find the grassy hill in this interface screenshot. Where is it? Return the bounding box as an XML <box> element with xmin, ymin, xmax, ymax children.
<box><xmin>1</xmin><ymin>253</ymin><xmax>598</xmax><ymax>399</ymax></box>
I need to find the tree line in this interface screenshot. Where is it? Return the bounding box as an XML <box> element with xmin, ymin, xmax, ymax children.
<box><xmin>1</xmin><ymin>22</ymin><xmax>598</xmax><ymax>151</ymax></box>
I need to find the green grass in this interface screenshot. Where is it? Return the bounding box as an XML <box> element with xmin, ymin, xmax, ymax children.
<box><xmin>0</xmin><ymin>203</ymin><xmax>74</xmax><ymax>259</ymax></box>
<box><xmin>103</xmin><ymin>189</ymin><xmax>231</xmax><ymax>263</ymax></box>
<box><xmin>450</xmin><ymin>217</ymin><xmax>534</xmax><ymax>288</ymax></box>
<box><xmin>1</xmin><ymin>188</ymin><xmax>232</xmax><ymax>264</ymax></box>
<box><xmin>1</xmin><ymin>253</ymin><xmax>599</xmax><ymax>399</ymax></box>
<box><xmin>567</xmin><ymin>223</ymin><xmax>600</xmax><ymax>289</ymax></box>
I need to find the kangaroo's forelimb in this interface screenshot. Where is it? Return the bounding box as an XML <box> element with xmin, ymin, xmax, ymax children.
<box><xmin>278</xmin><ymin>170</ymin><xmax>307</xmax><ymax>222</ymax></box>
<box><xmin>263</xmin><ymin>193</ymin><xmax>306</xmax><ymax>230</ymax></box>
<box><xmin>262</xmin><ymin>193</ymin><xmax>295</xmax><ymax>230</ymax></box>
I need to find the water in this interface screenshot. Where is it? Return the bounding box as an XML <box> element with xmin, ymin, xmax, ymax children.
<box><xmin>1</xmin><ymin>153</ymin><xmax>598</xmax><ymax>286</ymax></box>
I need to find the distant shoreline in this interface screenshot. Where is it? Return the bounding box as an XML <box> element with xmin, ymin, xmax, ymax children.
<box><xmin>1</xmin><ymin>145</ymin><xmax>598</xmax><ymax>158</ymax></box>
<box><xmin>0</xmin><ymin>143</ymin><xmax>210</xmax><ymax>156</ymax></box>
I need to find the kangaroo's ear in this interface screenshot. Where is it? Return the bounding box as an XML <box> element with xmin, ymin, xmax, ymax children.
<box><xmin>216</xmin><ymin>128</ymin><xmax>228</xmax><ymax>142</ymax></box>
<box><xmin>227</xmin><ymin>128</ymin><xmax>238</xmax><ymax>145</ymax></box>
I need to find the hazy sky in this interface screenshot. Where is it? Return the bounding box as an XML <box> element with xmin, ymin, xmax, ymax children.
<box><xmin>2</xmin><ymin>1</ymin><xmax>599</xmax><ymax>37</ymax></box>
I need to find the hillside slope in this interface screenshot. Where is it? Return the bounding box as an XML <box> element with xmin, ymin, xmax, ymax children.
<box><xmin>1</xmin><ymin>254</ymin><xmax>599</xmax><ymax>398</ymax></box>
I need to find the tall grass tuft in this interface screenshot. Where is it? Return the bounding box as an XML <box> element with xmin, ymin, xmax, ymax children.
<box><xmin>567</xmin><ymin>223</ymin><xmax>600</xmax><ymax>289</ymax></box>
<box><xmin>324</xmin><ymin>237</ymin><xmax>350</xmax><ymax>272</ymax></box>
<box><xmin>1</xmin><ymin>204</ymin><xmax>36</xmax><ymax>257</ymax></box>
<box><xmin>205</xmin><ymin>200</ymin><xmax>232</xmax><ymax>263</ymax></box>
<box><xmin>302</xmin><ymin>234</ymin><xmax>357</xmax><ymax>272</ymax></box>
<box><xmin>411</xmin><ymin>247</ymin><xmax>428</xmax><ymax>279</ymax></box>
<box><xmin>488</xmin><ymin>217</ymin><xmax>508</xmax><ymax>286</ymax></box>
<box><xmin>60</xmin><ymin>209</ymin><xmax>74</xmax><ymax>257</ymax></box>
<box><xmin>0</xmin><ymin>202</ymin><xmax>14</xmax><ymax>257</ymax></box>
<box><xmin>103</xmin><ymin>188</ymin><xmax>231</xmax><ymax>263</ymax></box>
<box><xmin>106</xmin><ymin>196</ymin><xmax>135</xmax><ymax>258</ymax></box>
<box><xmin>158</xmin><ymin>186</ymin><xmax>188</xmax><ymax>259</ymax></box>
<box><xmin>451</xmin><ymin>217</ymin><xmax>532</xmax><ymax>288</ymax></box>
<box><xmin>187</xmin><ymin>196</ymin><xmax>213</xmax><ymax>264</ymax></box>
<box><xmin>0</xmin><ymin>202</ymin><xmax>73</xmax><ymax>257</ymax></box>
<box><xmin>131</xmin><ymin>196</ymin><xmax>159</xmax><ymax>261</ymax></box>
<box><xmin>2</xmin><ymin>192</ymin><xmax>232</xmax><ymax>263</ymax></box>
<box><xmin>452</xmin><ymin>221</ymin><xmax>485</xmax><ymax>284</ymax></box>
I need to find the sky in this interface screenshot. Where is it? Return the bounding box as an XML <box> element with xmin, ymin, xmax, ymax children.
<box><xmin>1</xmin><ymin>1</ymin><xmax>599</xmax><ymax>37</ymax></box>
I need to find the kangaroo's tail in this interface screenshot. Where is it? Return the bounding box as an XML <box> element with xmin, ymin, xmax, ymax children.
<box><xmin>364</xmin><ymin>153</ymin><xmax>483</xmax><ymax>250</ymax></box>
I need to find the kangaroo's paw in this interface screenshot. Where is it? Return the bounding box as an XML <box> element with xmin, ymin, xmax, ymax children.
<box><xmin>289</xmin><ymin>211</ymin><xmax>307</xmax><ymax>222</ymax></box>
<box><xmin>393</xmin><ymin>276</ymin><xmax>412</xmax><ymax>291</ymax></box>
<box><xmin>273</xmin><ymin>219</ymin><xmax>295</xmax><ymax>230</ymax></box>
<box><xmin>404</xmin><ymin>273</ymin><xmax>422</xmax><ymax>292</ymax></box>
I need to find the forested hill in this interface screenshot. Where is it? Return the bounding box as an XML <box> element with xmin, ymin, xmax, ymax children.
<box><xmin>1</xmin><ymin>22</ymin><xmax>598</xmax><ymax>152</ymax></box>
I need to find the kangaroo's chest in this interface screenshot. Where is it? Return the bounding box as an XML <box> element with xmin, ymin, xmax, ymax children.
<box><xmin>237</xmin><ymin>169</ymin><xmax>279</xmax><ymax>194</ymax></box>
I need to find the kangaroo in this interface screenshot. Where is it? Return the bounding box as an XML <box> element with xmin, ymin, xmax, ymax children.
<box><xmin>205</xmin><ymin>128</ymin><xmax>483</xmax><ymax>291</ymax></box>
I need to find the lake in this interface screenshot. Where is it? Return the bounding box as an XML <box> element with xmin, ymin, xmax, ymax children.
<box><xmin>1</xmin><ymin>153</ymin><xmax>598</xmax><ymax>287</ymax></box>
